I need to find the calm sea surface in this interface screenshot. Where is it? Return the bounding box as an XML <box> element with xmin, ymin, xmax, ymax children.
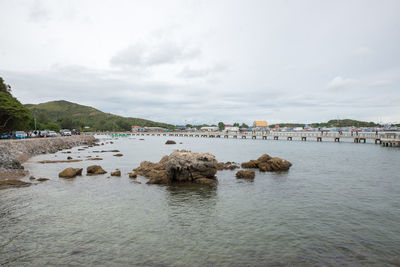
<box><xmin>1</xmin><ymin>135</ymin><xmax>400</xmax><ymax>266</ymax></box>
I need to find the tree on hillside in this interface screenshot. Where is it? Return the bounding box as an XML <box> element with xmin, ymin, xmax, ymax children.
<box><xmin>0</xmin><ymin>77</ymin><xmax>32</xmax><ymax>131</ymax></box>
<box><xmin>0</xmin><ymin>77</ymin><xmax>11</xmax><ymax>93</ymax></box>
<box><xmin>233</xmin><ymin>122</ymin><xmax>240</xmax><ymax>127</ymax></box>
<box><xmin>240</xmin><ymin>123</ymin><xmax>249</xmax><ymax>128</ymax></box>
<box><xmin>218</xmin><ymin>122</ymin><xmax>225</xmax><ymax>131</ymax></box>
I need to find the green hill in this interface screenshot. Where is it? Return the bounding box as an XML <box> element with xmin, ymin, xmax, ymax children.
<box><xmin>25</xmin><ymin>100</ymin><xmax>174</xmax><ymax>131</ymax></box>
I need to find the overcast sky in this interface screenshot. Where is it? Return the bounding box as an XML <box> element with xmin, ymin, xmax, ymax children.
<box><xmin>1</xmin><ymin>0</ymin><xmax>399</xmax><ymax>125</ymax></box>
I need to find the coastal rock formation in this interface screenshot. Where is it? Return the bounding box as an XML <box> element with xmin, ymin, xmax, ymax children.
<box><xmin>59</xmin><ymin>167</ymin><xmax>83</xmax><ymax>178</ymax></box>
<box><xmin>165</xmin><ymin>140</ymin><xmax>176</xmax><ymax>144</ymax></box>
<box><xmin>236</xmin><ymin>170</ymin><xmax>255</xmax><ymax>179</ymax></box>
<box><xmin>87</xmin><ymin>165</ymin><xmax>107</xmax><ymax>175</ymax></box>
<box><xmin>217</xmin><ymin>161</ymin><xmax>240</xmax><ymax>170</ymax></box>
<box><xmin>134</xmin><ymin>150</ymin><xmax>218</xmax><ymax>185</ymax></box>
<box><xmin>111</xmin><ymin>170</ymin><xmax>121</xmax><ymax>176</ymax></box>
<box><xmin>241</xmin><ymin>154</ymin><xmax>292</xmax><ymax>172</ymax></box>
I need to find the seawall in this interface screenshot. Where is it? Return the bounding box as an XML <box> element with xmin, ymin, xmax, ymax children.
<box><xmin>0</xmin><ymin>135</ymin><xmax>96</xmax><ymax>180</ymax></box>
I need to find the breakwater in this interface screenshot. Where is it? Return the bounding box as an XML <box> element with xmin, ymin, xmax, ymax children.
<box><xmin>0</xmin><ymin>135</ymin><xmax>96</xmax><ymax>180</ymax></box>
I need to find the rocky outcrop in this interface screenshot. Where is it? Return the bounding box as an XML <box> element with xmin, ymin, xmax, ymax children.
<box><xmin>128</xmin><ymin>172</ymin><xmax>137</xmax><ymax>179</ymax></box>
<box><xmin>59</xmin><ymin>167</ymin><xmax>83</xmax><ymax>178</ymax></box>
<box><xmin>236</xmin><ymin>170</ymin><xmax>255</xmax><ymax>179</ymax></box>
<box><xmin>134</xmin><ymin>150</ymin><xmax>218</xmax><ymax>185</ymax></box>
<box><xmin>111</xmin><ymin>170</ymin><xmax>121</xmax><ymax>176</ymax></box>
<box><xmin>87</xmin><ymin>165</ymin><xmax>107</xmax><ymax>175</ymax></box>
<box><xmin>165</xmin><ymin>140</ymin><xmax>176</xmax><ymax>144</ymax></box>
<box><xmin>217</xmin><ymin>161</ymin><xmax>240</xmax><ymax>170</ymax></box>
<box><xmin>241</xmin><ymin>154</ymin><xmax>292</xmax><ymax>172</ymax></box>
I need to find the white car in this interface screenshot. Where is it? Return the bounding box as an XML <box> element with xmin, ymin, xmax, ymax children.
<box><xmin>60</xmin><ymin>129</ymin><xmax>72</xmax><ymax>136</ymax></box>
<box><xmin>47</xmin><ymin>131</ymin><xmax>58</xmax><ymax>137</ymax></box>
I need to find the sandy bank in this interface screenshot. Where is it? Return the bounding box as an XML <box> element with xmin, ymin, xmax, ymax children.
<box><xmin>0</xmin><ymin>135</ymin><xmax>96</xmax><ymax>182</ymax></box>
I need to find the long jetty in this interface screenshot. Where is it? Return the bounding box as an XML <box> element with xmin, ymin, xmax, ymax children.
<box><xmin>104</xmin><ymin>131</ymin><xmax>400</xmax><ymax>147</ymax></box>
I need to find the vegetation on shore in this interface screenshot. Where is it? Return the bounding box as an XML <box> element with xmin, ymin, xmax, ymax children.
<box><xmin>0</xmin><ymin>78</ymin><xmax>32</xmax><ymax>132</ymax></box>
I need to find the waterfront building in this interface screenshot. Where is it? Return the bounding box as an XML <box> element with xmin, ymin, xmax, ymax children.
<box><xmin>200</xmin><ymin>126</ymin><xmax>219</xmax><ymax>132</ymax></box>
<box><xmin>253</xmin><ymin>120</ymin><xmax>269</xmax><ymax>132</ymax></box>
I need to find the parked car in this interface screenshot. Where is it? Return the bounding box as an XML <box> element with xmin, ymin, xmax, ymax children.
<box><xmin>60</xmin><ymin>129</ymin><xmax>72</xmax><ymax>136</ymax></box>
<box><xmin>72</xmin><ymin>129</ymin><xmax>80</xmax><ymax>135</ymax></box>
<box><xmin>13</xmin><ymin>131</ymin><xmax>28</xmax><ymax>139</ymax></box>
<box><xmin>28</xmin><ymin>130</ymin><xmax>39</xmax><ymax>138</ymax></box>
<box><xmin>47</xmin><ymin>131</ymin><xmax>58</xmax><ymax>137</ymax></box>
<box><xmin>0</xmin><ymin>132</ymin><xmax>10</xmax><ymax>139</ymax></box>
<box><xmin>39</xmin><ymin>130</ymin><xmax>49</xmax><ymax>137</ymax></box>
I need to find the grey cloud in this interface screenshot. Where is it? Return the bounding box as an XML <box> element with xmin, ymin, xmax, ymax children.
<box><xmin>110</xmin><ymin>42</ymin><xmax>201</xmax><ymax>68</ymax></box>
<box><xmin>29</xmin><ymin>0</ymin><xmax>50</xmax><ymax>22</ymax></box>
<box><xmin>326</xmin><ymin>76</ymin><xmax>358</xmax><ymax>91</ymax></box>
<box><xmin>179</xmin><ymin>64</ymin><xmax>227</xmax><ymax>78</ymax></box>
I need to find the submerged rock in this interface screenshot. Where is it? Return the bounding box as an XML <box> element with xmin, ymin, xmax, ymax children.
<box><xmin>37</xmin><ymin>178</ymin><xmax>49</xmax><ymax>182</ymax></box>
<box><xmin>59</xmin><ymin>167</ymin><xmax>83</xmax><ymax>178</ymax></box>
<box><xmin>236</xmin><ymin>170</ymin><xmax>255</xmax><ymax>179</ymax></box>
<box><xmin>87</xmin><ymin>165</ymin><xmax>107</xmax><ymax>175</ymax></box>
<box><xmin>0</xmin><ymin>180</ymin><xmax>31</xmax><ymax>189</ymax></box>
<box><xmin>165</xmin><ymin>140</ymin><xmax>176</xmax><ymax>145</ymax></box>
<box><xmin>113</xmin><ymin>153</ymin><xmax>123</xmax><ymax>157</ymax></box>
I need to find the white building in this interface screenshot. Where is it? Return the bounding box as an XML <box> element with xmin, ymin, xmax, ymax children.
<box><xmin>200</xmin><ymin>126</ymin><xmax>219</xmax><ymax>132</ymax></box>
<box><xmin>225</xmin><ymin>126</ymin><xmax>239</xmax><ymax>132</ymax></box>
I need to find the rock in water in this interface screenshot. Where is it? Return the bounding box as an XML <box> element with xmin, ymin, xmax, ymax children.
<box><xmin>59</xmin><ymin>168</ymin><xmax>83</xmax><ymax>178</ymax></box>
<box><xmin>0</xmin><ymin>180</ymin><xmax>31</xmax><ymax>189</ymax></box>
<box><xmin>263</xmin><ymin>157</ymin><xmax>292</xmax><ymax>171</ymax></box>
<box><xmin>111</xmin><ymin>170</ymin><xmax>121</xmax><ymax>176</ymax></box>
<box><xmin>37</xmin><ymin>178</ymin><xmax>49</xmax><ymax>182</ymax></box>
<box><xmin>113</xmin><ymin>153</ymin><xmax>123</xmax><ymax>157</ymax></box>
<box><xmin>165</xmin><ymin>140</ymin><xmax>176</xmax><ymax>145</ymax></box>
<box><xmin>166</xmin><ymin>150</ymin><xmax>218</xmax><ymax>181</ymax></box>
<box><xmin>217</xmin><ymin>161</ymin><xmax>240</xmax><ymax>170</ymax></box>
<box><xmin>241</xmin><ymin>160</ymin><xmax>259</xmax><ymax>169</ymax></box>
<box><xmin>86</xmin><ymin>165</ymin><xmax>107</xmax><ymax>175</ymax></box>
<box><xmin>236</xmin><ymin>170</ymin><xmax>255</xmax><ymax>179</ymax></box>
<box><xmin>134</xmin><ymin>150</ymin><xmax>218</xmax><ymax>185</ymax></box>
<box><xmin>241</xmin><ymin>154</ymin><xmax>292</xmax><ymax>172</ymax></box>
<box><xmin>128</xmin><ymin>172</ymin><xmax>137</xmax><ymax>179</ymax></box>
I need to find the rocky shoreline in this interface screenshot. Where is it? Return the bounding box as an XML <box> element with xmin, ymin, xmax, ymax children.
<box><xmin>0</xmin><ymin>135</ymin><xmax>96</xmax><ymax>183</ymax></box>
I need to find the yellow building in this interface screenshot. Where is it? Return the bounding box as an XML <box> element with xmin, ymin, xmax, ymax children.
<box><xmin>253</xmin><ymin>121</ymin><xmax>268</xmax><ymax>128</ymax></box>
